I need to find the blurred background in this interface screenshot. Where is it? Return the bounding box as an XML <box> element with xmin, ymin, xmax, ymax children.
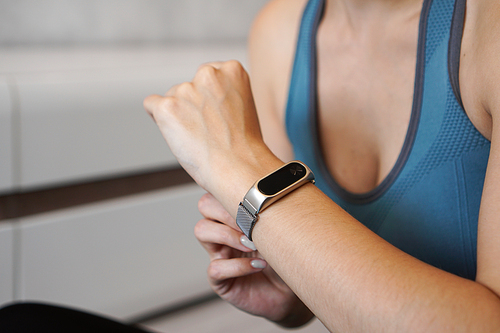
<box><xmin>0</xmin><ymin>1</ymin><xmax>329</xmax><ymax>331</ymax></box>
<box><xmin>0</xmin><ymin>0</ymin><xmax>264</xmax><ymax>322</ymax></box>
<box><xmin>0</xmin><ymin>0</ymin><xmax>265</xmax><ymax>45</ymax></box>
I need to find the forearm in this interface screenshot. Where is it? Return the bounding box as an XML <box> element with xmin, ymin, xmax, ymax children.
<box><xmin>144</xmin><ymin>60</ymin><xmax>500</xmax><ymax>332</ymax></box>
<box><xmin>248</xmin><ymin>183</ymin><xmax>500</xmax><ymax>332</ymax></box>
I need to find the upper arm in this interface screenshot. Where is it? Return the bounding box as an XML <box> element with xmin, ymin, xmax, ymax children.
<box><xmin>247</xmin><ymin>0</ymin><xmax>307</xmax><ymax>162</ymax></box>
<box><xmin>477</xmin><ymin>125</ymin><xmax>500</xmax><ymax>299</ymax></box>
<box><xmin>464</xmin><ymin>0</ymin><xmax>500</xmax><ymax>297</ymax></box>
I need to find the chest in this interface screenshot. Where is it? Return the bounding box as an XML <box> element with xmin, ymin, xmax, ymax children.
<box><xmin>315</xmin><ymin>25</ymin><xmax>418</xmax><ymax>194</ymax></box>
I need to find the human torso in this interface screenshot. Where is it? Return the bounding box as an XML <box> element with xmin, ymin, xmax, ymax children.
<box><xmin>264</xmin><ymin>0</ymin><xmax>491</xmax><ymax>279</ymax></box>
<box><xmin>264</xmin><ymin>0</ymin><xmax>490</xmax><ymax>193</ymax></box>
<box><xmin>315</xmin><ymin>0</ymin><xmax>422</xmax><ymax>193</ymax></box>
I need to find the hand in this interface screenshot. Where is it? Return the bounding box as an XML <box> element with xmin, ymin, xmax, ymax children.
<box><xmin>195</xmin><ymin>192</ymin><xmax>314</xmax><ymax>327</ymax></box>
<box><xmin>144</xmin><ymin>61</ymin><xmax>281</xmax><ymax>212</ymax></box>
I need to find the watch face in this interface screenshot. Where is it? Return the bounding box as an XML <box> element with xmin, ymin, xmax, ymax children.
<box><xmin>258</xmin><ymin>162</ymin><xmax>306</xmax><ymax>196</ymax></box>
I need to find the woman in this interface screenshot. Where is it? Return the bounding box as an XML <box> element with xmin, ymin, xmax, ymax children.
<box><xmin>145</xmin><ymin>0</ymin><xmax>500</xmax><ymax>331</ymax></box>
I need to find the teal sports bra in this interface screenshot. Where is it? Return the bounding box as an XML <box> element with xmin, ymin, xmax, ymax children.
<box><xmin>285</xmin><ymin>0</ymin><xmax>490</xmax><ymax>279</ymax></box>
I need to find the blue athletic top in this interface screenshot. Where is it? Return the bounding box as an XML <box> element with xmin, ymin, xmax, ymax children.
<box><xmin>286</xmin><ymin>0</ymin><xmax>490</xmax><ymax>280</ymax></box>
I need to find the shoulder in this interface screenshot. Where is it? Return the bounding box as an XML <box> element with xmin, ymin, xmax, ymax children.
<box><xmin>246</xmin><ymin>0</ymin><xmax>308</xmax><ymax>162</ymax></box>
<box><xmin>248</xmin><ymin>0</ymin><xmax>308</xmax><ymax>108</ymax></box>
<box><xmin>249</xmin><ymin>0</ymin><xmax>307</xmax><ymax>54</ymax></box>
<box><xmin>462</xmin><ymin>0</ymin><xmax>500</xmax><ymax>296</ymax></box>
<box><xmin>460</xmin><ymin>0</ymin><xmax>500</xmax><ymax>138</ymax></box>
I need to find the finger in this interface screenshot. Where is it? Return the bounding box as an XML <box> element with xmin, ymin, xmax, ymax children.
<box><xmin>194</xmin><ymin>218</ymin><xmax>255</xmax><ymax>256</ymax></box>
<box><xmin>143</xmin><ymin>94</ymin><xmax>165</xmax><ymax>119</ymax></box>
<box><xmin>198</xmin><ymin>61</ymin><xmax>224</xmax><ymax>71</ymax></box>
<box><xmin>199</xmin><ymin>60</ymin><xmax>245</xmax><ymax>73</ymax></box>
<box><xmin>207</xmin><ymin>257</ymin><xmax>268</xmax><ymax>286</ymax></box>
<box><xmin>165</xmin><ymin>81</ymin><xmax>197</xmax><ymax>100</ymax></box>
<box><xmin>143</xmin><ymin>82</ymin><xmax>189</xmax><ymax>120</ymax></box>
<box><xmin>198</xmin><ymin>193</ymin><xmax>237</xmax><ymax>229</ymax></box>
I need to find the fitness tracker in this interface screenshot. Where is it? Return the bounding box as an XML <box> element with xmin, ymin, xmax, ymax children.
<box><xmin>236</xmin><ymin>160</ymin><xmax>315</xmax><ymax>241</ymax></box>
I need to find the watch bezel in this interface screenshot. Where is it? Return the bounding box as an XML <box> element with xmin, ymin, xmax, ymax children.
<box><xmin>240</xmin><ymin>161</ymin><xmax>315</xmax><ymax>216</ymax></box>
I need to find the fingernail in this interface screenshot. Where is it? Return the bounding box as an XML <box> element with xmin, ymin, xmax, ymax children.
<box><xmin>251</xmin><ymin>259</ymin><xmax>267</xmax><ymax>269</ymax></box>
<box><xmin>240</xmin><ymin>235</ymin><xmax>257</xmax><ymax>251</ymax></box>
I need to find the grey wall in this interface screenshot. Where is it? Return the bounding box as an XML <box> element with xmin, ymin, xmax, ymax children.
<box><xmin>0</xmin><ymin>0</ymin><xmax>270</xmax><ymax>319</ymax></box>
<box><xmin>0</xmin><ymin>0</ymin><xmax>269</xmax><ymax>45</ymax></box>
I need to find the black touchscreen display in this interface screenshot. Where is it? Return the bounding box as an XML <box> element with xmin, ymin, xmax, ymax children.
<box><xmin>258</xmin><ymin>162</ymin><xmax>305</xmax><ymax>196</ymax></box>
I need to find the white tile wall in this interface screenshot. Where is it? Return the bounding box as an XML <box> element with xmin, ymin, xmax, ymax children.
<box><xmin>18</xmin><ymin>184</ymin><xmax>210</xmax><ymax>320</ymax></box>
<box><xmin>0</xmin><ymin>223</ymin><xmax>14</xmax><ymax>306</ymax></box>
<box><xmin>0</xmin><ymin>77</ymin><xmax>13</xmax><ymax>193</ymax></box>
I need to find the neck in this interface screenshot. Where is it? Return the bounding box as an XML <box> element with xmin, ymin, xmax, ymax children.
<box><xmin>326</xmin><ymin>0</ymin><xmax>423</xmax><ymax>32</ymax></box>
<box><xmin>329</xmin><ymin>0</ymin><xmax>422</xmax><ymax>13</ymax></box>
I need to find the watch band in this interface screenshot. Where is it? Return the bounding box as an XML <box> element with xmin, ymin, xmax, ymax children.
<box><xmin>236</xmin><ymin>203</ymin><xmax>257</xmax><ymax>240</ymax></box>
<box><xmin>236</xmin><ymin>161</ymin><xmax>315</xmax><ymax>241</ymax></box>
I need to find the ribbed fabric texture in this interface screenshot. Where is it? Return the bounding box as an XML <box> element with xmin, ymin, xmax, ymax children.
<box><xmin>285</xmin><ymin>0</ymin><xmax>490</xmax><ymax>279</ymax></box>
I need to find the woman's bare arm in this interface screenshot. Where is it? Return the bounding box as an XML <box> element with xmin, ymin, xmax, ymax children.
<box><xmin>143</xmin><ymin>0</ymin><xmax>500</xmax><ymax>331</ymax></box>
<box><xmin>248</xmin><ymin>0</ymin><xmax>307</xmax><ymax>162</ymax></box>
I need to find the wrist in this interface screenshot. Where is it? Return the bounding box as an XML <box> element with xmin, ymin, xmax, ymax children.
<box><xmin>236</xmin><ymin>160</ymin><xmax>315</xmax><ymax>240</ymax></box>
<box><xmin>208</xmin><ymin>148</ymin><xmax>284</xmax><ymax>218</ymax></box>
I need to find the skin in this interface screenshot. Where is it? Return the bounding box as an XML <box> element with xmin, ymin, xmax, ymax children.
<box><xmin>144</xmin><ymin>0</ymin><xmax>500</xmax><ymax>331</ymax></box>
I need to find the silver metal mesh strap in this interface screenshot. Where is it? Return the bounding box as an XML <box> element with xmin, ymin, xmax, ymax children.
<box><xmin>236</xmin><ymin>203</ymin><xmax>257</xmax><ymax>240</ymax></box>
